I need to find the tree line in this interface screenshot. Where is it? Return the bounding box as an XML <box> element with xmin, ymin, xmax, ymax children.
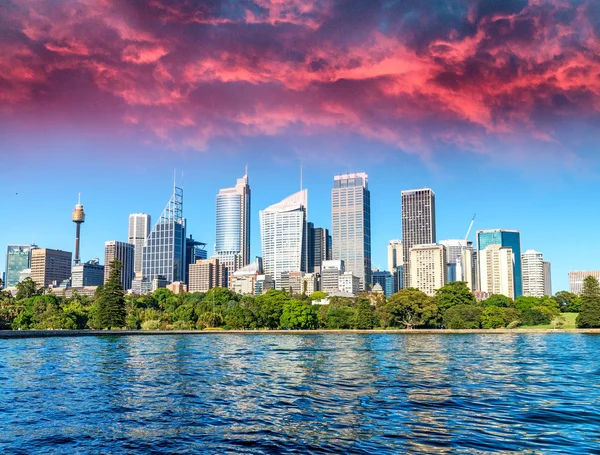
<box><xmin>1</xmin><ymin>261</ymin><xmax>600</xmax><ymax>331</ymax></box>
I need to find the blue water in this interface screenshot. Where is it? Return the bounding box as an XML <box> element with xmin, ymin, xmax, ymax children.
<box><xmin>1</xmin><ymin>334</ymin><xmax>600</xmax><ymax>454</ymax></box>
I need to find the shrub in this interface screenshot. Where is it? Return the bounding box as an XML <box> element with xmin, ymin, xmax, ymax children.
<box><xmin>141</xmin><ymin>320</ymin><xmax>161</xmax><ymax>330</ymax></box>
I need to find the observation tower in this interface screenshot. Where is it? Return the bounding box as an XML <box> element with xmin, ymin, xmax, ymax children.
<box><xmin>72</xmin><ymin>193</ymin><xmax>85</xmax><ymax>265</ymax></box>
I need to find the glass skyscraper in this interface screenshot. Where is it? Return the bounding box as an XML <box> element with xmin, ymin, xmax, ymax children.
<box><xmin>5</xmin><ymin>245</ymin><xmax>36</xmax><ymax>287</ymax></box>
<box><xmin>142</xmin><ymin>185</ymin><xmax>186</xmax><ymax>284</ymax></box>
<box><xmin>331</xmin><ymin>173</ymin><xmax>371</xmax><ymax>290</ymax></box>
<box><xmin>260</xmin><ymin>189</ymin><xmax>307</xmax><ymax>286</ymax></box>
<box><xmin>307</xmin><ymin>222</ymin><xmax>332</xmax><ymax>273</ymax></box>
<box><xmin>128</xmin><ymin>213</ymin><xmax>151</xmax><ymax>276</ymax></box>
<box><xmin>215</xmin><ymin>173</ymin><xmax>250</xmax><ymax>273</ymax></box>
<box><xmin>477</xmin><ymin>229</ymin><xmax>522</xmax><ymax>297</ymax></box>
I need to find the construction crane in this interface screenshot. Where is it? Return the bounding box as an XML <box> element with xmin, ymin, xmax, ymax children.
<box><xmin>464</xmin><ymin>214</ymin><xmax>476</xmax><ymax>241</ymax></box>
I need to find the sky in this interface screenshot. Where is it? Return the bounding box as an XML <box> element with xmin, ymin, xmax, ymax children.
<box><xmin>1</xmin><ymin>0</ymin><xmax>599</xmax><ymax>291</ymax></box>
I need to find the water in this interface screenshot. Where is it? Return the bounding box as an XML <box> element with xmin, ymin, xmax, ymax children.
<box><xmin>1</xmin><ymin>333</ymin><xmax>600</xmax><ymax>454</ymax></box>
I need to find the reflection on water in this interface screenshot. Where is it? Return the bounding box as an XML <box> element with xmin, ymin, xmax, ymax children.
<box><xmin>1</xmin><ymin>334</ymin><xmax>600</xmax><ymax>454</ymax></box>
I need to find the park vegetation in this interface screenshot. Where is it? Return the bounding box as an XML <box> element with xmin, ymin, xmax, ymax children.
<box><xmin>1</xmin><ymin>265</ymin><xmax>599</xmax><ymax>331</ymax></box>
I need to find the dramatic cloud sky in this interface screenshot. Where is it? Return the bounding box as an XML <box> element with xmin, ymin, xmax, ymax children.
<box><xmin>1</xmin><ymin>0</ymin><xmax>600</xmax><ymax>290</ymax></box>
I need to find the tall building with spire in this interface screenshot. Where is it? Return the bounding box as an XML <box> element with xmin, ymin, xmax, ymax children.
<box><xmin>142</xmin><ymin>183</ymin><xmax>186</xmax><ymax>284</ymax></box>
<box><xmin>72</xmin><ymin>194</ymin><xmax>85</xmax><ymax>265</ymax></box>
<box><xmin>215</xmin><ymin>171</ymin><xmax>251</xmax><ymax>273</ymax></box>
<box><xmin>331</xmin><ymin>173</ymin><xmax>371</xmax><ymax>290</ymax></box>
<box><xmin>128</xmin><ymin>213</ymin><xmax>151</xmax><ymax>276</ymax></box>
<box><xmin>260</xmin><ymin>189</ymin><xmax>308</xmax><ymax>286</ymax></box>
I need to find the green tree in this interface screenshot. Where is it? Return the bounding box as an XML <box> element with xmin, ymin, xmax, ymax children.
<box><xmin>309</xmin><ymin>291</ymin><xmax>328</xmax><ymax>301</ymax></box>
<box><xmin>325</xmin><ymin>306</ymin><xmax>355</xmax><ymax>329</ymax></box>
<box><xmin>96</xmin><ymin>260</ymin><xmax>126</xmax><ymax>329</ymax></box>
<box><xmin>554</xmin><ymin>291</ymin><xmax>581</xmax><ymax>313</ymax></box>
<box><xmin>352</xmin><ymin>299</ymin><xmax>377</xmax><ymax>329</ymax></box>
<box><xmin>443</xmin><ymin>305</ymin><xmax>482</xmax><ymax>329</ymax></box>
<box><xmin>15</xmin><ymin>277</ymin><xmax>42</xmax><ymax>300</ymax></box>
<box><xmin>481</xmin><ymin>306</ymin><xmax>506</xmax><ymax>329</ymax></box>
<box><xmin>435</xmin><ymin>282</ymin><xmax>476</xmax><ymax>315</ymax></box>
<box><xmin>521</xmin><ymin>307</ymin><xmax>553</xmax><ymax>326</ymax></box>
<box><xmin>577</xmin><ymin>276</ymin><xmax>600</xmax><ymax>328</ymax></box>
<box><xmin>250</xmin><ymin>290</ymin><xmax>289</xmax><ymax>329</ymax></box>
<box><xmin>384</xmin><ymin>288</ymin><xmax>438</xmax><ymax>329</ymax></box>
<box><xmin>280</xmin><ymin>301</ymin><xmax>318</xmax><ymax>329</ymax></box>
<box><xmin>480</xmin><ymin>294</ymin><xmax>513</xmax><ymax>308</ymax></box>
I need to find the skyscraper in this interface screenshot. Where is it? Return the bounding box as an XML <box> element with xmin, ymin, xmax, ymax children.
<box><xmin>215</xmin><ymin>172</ymin><xmax>251</xmax><ymax>274</ymax></box>
<box><xmin>479</xmin><ymin>244</ymin><xmax>515</xmax><ymax>299</ymax></box>
<box><xmin>128</xmin><ymin>213</ymin><xmax>151</xmax><ymax>276</ymax></box>
<box><xmin>440</xmin><ymin>239</ymin><xmax>476</xmax><ymax>288</ymax></box>
<box><xmin>543</xmin><ymin>261</ymin><xmax>552</xmax><ymax>297</ymax></box>
<box><xmin>409</xmin><ymin>244</ymin><xmax>447</xmax><ymax>296</ymax></box>
<box><xmin>104</xmin><ymin>241</ymin><xmax>135</xmax><ymax>290</ymax></box>
<box><xmin>260</xmin><ymin>189</ymin><xmax>308</xmax><ymax>286</ymax></box>
<box><xmin>142</xmin><ymin>184</ymin><xmax>186</xmax><ymax>284</ymax></box>
<box><xmin>522</xmin><ymin>250</ymin><xmax>546</xmax><ymax>297</ymax></box>
<box><xmin>5</xmin><ymin>244</ymin><xmax>37</xmax><ymax>287</ymax></box>
<box><xmin>476</xmin><ymin>229</ymin><xmax>522</xmax><ymax>297</ymax></box>
<box><xmin>30</xmin><ymin>248</ymin><xmax>72</xmax><ymax>288</ymax></box>
<box><xmin>402</xmin><ymin>188</ymin><xmax>436</xmax><ymax>290</ymax></box>
<box><xmin>307</xmin><ymin>222</ymin><xmax>331</xmax><ymax>273</ymax></box>
<box><xmin>331</xmin><ymin>173</ymin><xmax>371</xmax><ymax>290</ymax></box>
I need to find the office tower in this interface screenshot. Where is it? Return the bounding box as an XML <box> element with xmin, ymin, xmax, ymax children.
<box><xmin>339</xmin><ymin>272</ymin><xmax>360</xmax><ymax>295</ymax></box>
<box><xmin>388</xmin><ymin>240</ymin><xmax>403</xmax><ymax>273</ymax></box>
<box><xmin>215</xmin><ymin>172</ymin><xmax>251</xmax><ymax>273</ymax></box>
<box><xmin>409</xmin><ymin>244</ymin><xmax>447</xmax><ymax>296</ymax></box>
<box><xmin>188</xmin><ymin>258</ymin><xmax>227</xmax><ymax>293</ymax></box>
<box><xmin>5</xmin><ymin>244</ymin><xmax>37</xmax><ymax>287</ymax></box>
<box><xmin>104</xmin><ymin>241</ymin><xmax>135</xmax><ymax>290</ymax></box>
<box><xmin>402</xmin><ymin>188</ymin><xmax>436</xmax><ymax>290</ymax></box>
<box><xmin>569</xmin><ymin>271</ymin><xmax>600</xmax><ymax>295</ymax></box>
<box><xmin>307</xmin><ymin>223</ymin><xmax>332</xmax><ymax>273</ymax></box>
<box><xmin>460</xmin><ymin>248</ymin><xmax>477</xmax><ymax>291</ymax></box>
<box><xmin>72</xmin><ymin>194</ymin><xmax>85</xmax><ymax>265</ymax></box>
<box><xmin>440</xmin><ymin>239</ymin><xmax>476</xmax><ymax>287</ymax></box>
<box><xmin>543</xmin><ymin>261</ymin><xmax>552</xmax><ymax>296</ymax></box>
<box><xmin>477</xmin><ymin>229</ymin><xmax>522</xmax><ymax>297</ymax></box>
<box><xmin>30</xmin><ymin>248</ymin><xmax>72</xmax><ymax>288</ymax></box>
<box><xmin>71</xmin><ymin>259</ymin><xmax>104</xmax><ymax>287</ymax></box>
<box><xmin>332</xmin><ymin>173</ymin><xmax>371</xmax><ymax>290</ymax></box>
<box><xmin>372</xmin><ymin>271</ymin><xmax>394</xmax><ymax>298</ymax></box>
<box><xmin>128</xmin><ymin>213</ymin><xmax>151</xmax><ymax>276</ymax></box>
<box><xmin>260</xmin><ymin>189</ymin><xmax>308</xmax><ymax>286</ymax></box>
<box><xmin>142</xmin><ymin>184</ymin><xmax>186</xmax><ymax>284</ymax></box>
<box><xmin>479</xmin><ymin>245</ymin><xmax>515</xmax><ymax>299</ymax></box>
<box><xmin>320</xmin><ymin>260</ymin><xmax>344</xmax><ymax>293</ymax></box>
<box><xmin>522</xmin><ymin>250</ymin><xmax>547</xmax><ymax>297</ymax></box>
<box><xmin>185</xmin><ymin>235</ymin><xmax>208</xmax><ymax>285</ymax></box>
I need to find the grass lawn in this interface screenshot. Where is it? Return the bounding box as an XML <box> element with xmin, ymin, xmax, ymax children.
<box><xmin>519</xmin><ymin>312</ymin><xmax>578</xmax><ymax>329</ymax></box>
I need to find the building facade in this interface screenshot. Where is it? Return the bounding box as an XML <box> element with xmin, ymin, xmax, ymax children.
<box><xmin>71</xmin><ymin>259</ymin><xmax>104</xmax><ymax>287</ymax></box>
<box><xmin>543</xmin><ymin>260</ymin><xmax>552</xmax><ymax>297</ymax></box>
<box><xmin>479</xmin><ymin>245</ymin><xmax>515</xmax><ymax>299</ymax></box>
<box><xmin>477</xmin><ymin>229</ymin><xmax>522</xmax><ymax>297</ymax></box>
<box><xmin>331</xmin><ymin>173</ymin><xmax>371</xmax><ymax>291</ymax></box>
<box><xmin>230</xmin><ymin>261</ymin><xmax>262</xmax><ymax>296</ymax></box>
<box><xmin>185</xmin><ymin>235</ymin><xmax>207</xmax><ymax>285</ymax></box>
<box><xmin>409</xmin><ymin>244</ymin><xmax>446</xmax><ymax>296</ymax></box>
<box><xmin>307</xmin><ymin>222</ymin><xmax>332</xmax><ymax>273</ymax></box>
<box><xmin>387</xmin><ymin>240</ymin><xmax>403</xmax><ymax>292</ymax></box>
<box><xmin>260</xmin><ymin>189</ymin><xmax>308</xmax><ymax>287</ymax></box>
<box><xmin>372</xmin><ymin>271</ymin><xmax>394</xmax><ymax>298</ymax></box>
<box><xmin>128</xmin><ymin>213</ymin><xmax>151</xmax><ymax>276</ymax></box>
<box><xmin>321</xmin><ymin>260</ymin><xmax>344</xmax><ymax>294</ymax></box>
<box><xmin>215</xmin><ymin>173</ymin><xmax>251</xmax><ymax>274</ymax></box>
<box><xmin>440</xmin><ymin>239</ymin><xmax>477</xmax><ymax>290</ymax></box>
<box><xmin>188</xmin><ymin>258</ymin><xmax>227</xmax><ymax>293</ymax></box>
<box><xmin>569</xmin><ymin>271</ymin><xmax>600</xmax><ymax>295</ymax></box>
<box><xmin>5</xmin><ymin>244</ymin><xmax>37</xmax><ymax>287</ymax></box>
<box><xmin>339</xmin><ymin>272</ymin><xmax>360</xmax><ymax>295</ymax></box>
<box><xmin>402</xmin><ymin>189</ymin><xmax>436</xmax><ymax>291</ymax></box>
<box><xmin>521</xmin><ymin>250</ymin><xmax>547</xmax><ymax>297</ymax></box>
<box><xmin>30</xmin><ymin>248</ymin><xmax>72</xmax><ymax>288</ymax></box>
<box><xmin>104</xmin><ymin>241</ymin><xmax>135</xmax><ymax>290</ymax></box>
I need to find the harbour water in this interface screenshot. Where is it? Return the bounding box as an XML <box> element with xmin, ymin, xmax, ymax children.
<box><xmin>1</xmin><ymin>333</ymin><xmax>599</xmax><ymax>454</ymax></box>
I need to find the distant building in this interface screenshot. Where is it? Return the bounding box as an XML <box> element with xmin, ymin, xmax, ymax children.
<box><xmin>71</xmin><ymin>259</ymin><xmax>104</xmax><ymax>287</ymax></box>
<box><xmin>522</xmin><ymin>250</ymin><xmax>547</xmax><ymax>297</ymax></box>
<box><xmin>166</xmin><ymin>282</ymin><xmax>187</xmax><ymax>294</ymax></box>
<box><xmin>255</xmin><ymin>275</ymin><xmax>274</xmax><ymax>295</ymax></box>
<box><xmin>387</xmin><ymin>240</ymin><xmax>403</xmax><ymax>292</ymax></box>
<box><xmin>307</xmin><ymin>223</ymin><xmax>332</xmax><ymax>273</ymax></box>
<box><xmin>543</xmin><ymin>261</ymin><xmax>552</xmax><ymax>297</ymax></box>
<box><xmin>279</xmin><ymin>271</ymin><xmax>305</xmax><ymax>295</ymax></box>
<box><xmin>30</xmin><ymin>248</ymin><xmax>72</xmax><ymax>288</ymax></box>
<box><xmin>409</xmin><ymin>244</ymin><xmax>446</xmax><ymax>296</ymax></box>
<box><xmin>321</xmin><ymin>260</ymin><xmax>344</xmax><ymax>294</ymax></box>
<box><xmin>128</xmin><ymin>213</ymin><xmax>151</xmax><ymax>276</ymax></box>
<box><xmin>49</xmin><ymin>286</ymin><xmax>98</xmax><ymax>298</ymax></box>
<box><xmin>402</xmin><ymin>188</ymin><xmax>436</xmax><ymax>292</ymax></box>
<box><xmin>440</xmin><ymin>239</ymin><xmax>477</xmax><ymax>291</ymax></box>
<box><xmin>372</xmin><ymin>271</ymin><xmax>394</xmax><ymax>298</ymax></box>
<box><xmin>104</xmin><ymin>241</ymin><xmax>135</xmax><ymax>290</ymax></box>
<box><xmin>479</xmin><ymin>244</ymin><xmax>515</xmax><ymax>299</ymax></box>
<box><xmin>339</xmin><ymin>272</ymin><xmax>360</xmax><ymax>295</ymax></box>
<box><xmin>332</xmin><ymin>173</ymin><xmax>371</xmax><ymax>290</ymax></box>
<box><xmin>19</xmin><ymin>268</ymin><xmax>31</xmax><ymax>283</ymax></box>
<box><xmin>569</xmin><ymin>271</ymin><xmax>600</xmax><ymax>295</ymax></box>
<box><xmin>5</xmin><ymin>244</ymin><xmax>37</xmax><ymax>287</ymax></box>
<box><xmin>188</xmin><ymin>258</ymin><xmax>227</xmax><ymax>293</ymax></box>
<box><xmin>230</xmin><ymin>260</ymin><xmax>262</xmax><ymax>296</ymax></box>
<box><xmin>477</xmin><ymin>229</ymin><xmax>522</xmax><ymax>297</ymax></box>
<box><xmin>303</xmin><ymin>273</ymin><xmax>318</xmax><ymax>295</ymax></box>
<box><xmin>185</xmin><ymin>235</ymin><xmax>208</xmax><ymax>285</ymax></box>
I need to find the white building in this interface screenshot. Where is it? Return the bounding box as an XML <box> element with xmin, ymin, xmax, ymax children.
<box><xmin>479</xmin><ymin>245</ymin><xmax>515</xmax><ymax>299</ymax></box>
<box><xmin>321</xmin><ymin>260</ymin><xmax>344</xmax><ymax>293</ymax></box>
<box><xmin>303</xmin><ymin>273</ymin><xmax>318</xmax><ymax>295</ymax></box>
<box><xmin>230</xmin><ymin>261</ymin><xmax>262</xmax><ymax>295</ymax></box>
<box><xmin>522</xmin><ymin>250</ymin><xmax>547</xmax><ymax>297</ymax></box>
<box><xmin>409</xmin><ymin>244</ymin><xmax>447</xmax><ymax>296</ymax></box>
<box><xmin>260</xmin><ymin>190</ymin><xmax>308</xmax><ymax>287</ymax></box>
<box><xmin>128</xmin><ymin>213</ymin><xmax>151</xmax><ymax>277</ymax></box>
<box><xmin>339</xmin><ymin>272</ymin><xmax>360</xmax><ymax>295</ymax></box>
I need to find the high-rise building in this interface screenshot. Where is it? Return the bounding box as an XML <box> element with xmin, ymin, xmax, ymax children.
<box><xmin>477</xmin><ymin>229</ymin><xmax>522</xmax><ymax>297</ymax></box>
<box><xmin>402</xmin><ymin>188</ymin><xmax>436</xmax><ymax>290</ymax></box>
<box><xmin>569</xmin><ymin>271</ymin><xmax>600</xmax><ymax>295</ymax></box>
<box><xmin>321</xmin><ymin>260</ymin><xmax>344</xmax><ymax>294</ymax></box>
<box><xmin>307</xmin><ymin>222</ymin><xmax>331</xmax><ymax>273</ymax></box>
<box><xmin>409</xmin><ymin>244</ymin><xmax>447</xmax><ymax>296</ymax></box>
<box><xmin>188</xmin><ymin>258</ymin><xmax>227</xmax><ymax>293</ymax></box>
<box><xmin>332</xmin><ymin>173</ymin><xmax>371</xmax><ymax>290</ymax></box>
<box><xmin>185</xmin><ymin>235</ymin><xmax>207</xmax><ymax>285</ymax></box>
<box><xmin>372</xmin><ymin>271</ymin><xmax>394</xmax><ymax>298</ymax></box>
<box><xmin>215</xmin><ymin>172</ymin><xmax>251</xmax><ymax>274</ymax></box>
<box><xmin>104</xmin><ymin>241</ymin><xmax>135</xmax><ymax>290</ymax></box>
<box><xmin>543</xmin><ymin>261</ymin><xmax>552</xmax><ymax>297</ymax></box>
<box><xmin>142</xmin><ymin>185</ymin><xmax>186</xmax><ymax>284</ymax></box>
<box><xmin>30</xmin><ymin>248</ymin><xmax>72</xmax><ymax>288</ymax></box>
<box><xmin>387</xmin><ymin>240</ymin><xmax>403</xmax><ymax>274</ymax></box>
<box><xmin>522</xmin><ymin>250</ymin><xmax>547</xmax><ymax>297</ymax></box>
<box><xmin>128</xmin><ymin>213</ymin><xmax>151</xmax><ymax>276</ymax></box>
<box><xmin>71</xmin><ymin>259</ymin><xmax>104</xmax><ymax>287</ymax></box>
<box><xmin>440</xmin><ymin>239</ymin><xmax>476</xmax><ymax>289</ymax></box>
<box><xmin>5</xmin><ymin>244</ymin><xmax>37</xmax><ymax>287</ymax></box>
<box><xmin>479</xmin><ymin>245</ymin><xmax>515</xmax><ymax>299</ymax></box>
<box><xmin>260</xmin><ymin>189</ymin><xmax>308</xmax><ymax>286</ymax></box>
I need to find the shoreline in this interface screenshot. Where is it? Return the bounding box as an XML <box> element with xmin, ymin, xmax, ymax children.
<box><xmin>2</xmin><ymin>328</ymin><xmax>600</xmax><ymax>338</ymax></box>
